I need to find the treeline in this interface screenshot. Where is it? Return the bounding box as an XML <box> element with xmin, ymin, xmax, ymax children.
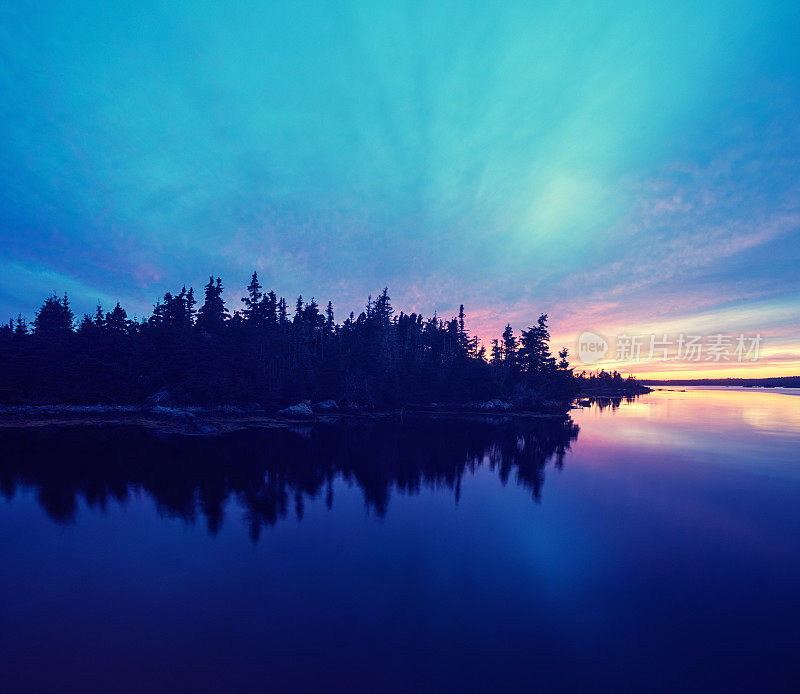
<box><xmin>0</xmin><ymin>273</ymin><xmax>638</xmax><ymax>407</ymax></box>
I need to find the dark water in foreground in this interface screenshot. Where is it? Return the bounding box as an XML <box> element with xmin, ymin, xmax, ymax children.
<box><xmin>1</xmin><ymin>389</ymin><xmax>799</xmax><ymax>693</ymax></box>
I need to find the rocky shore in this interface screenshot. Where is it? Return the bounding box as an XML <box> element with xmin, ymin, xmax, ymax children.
<box><xmin>0</xmin><ymin>396</ymin><xmax>589</xmax><ymax>436</ymax></box>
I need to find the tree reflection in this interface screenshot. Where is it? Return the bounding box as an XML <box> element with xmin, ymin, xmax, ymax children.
<box><xmin>0</xmin><ymin>415</ymin><xmax>579</xmax><ymax>541</ymax></box>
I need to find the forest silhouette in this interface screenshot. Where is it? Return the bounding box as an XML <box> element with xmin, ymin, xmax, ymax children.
<box><xmin>0</xmin><ymin>273</ymin><xmax>641</xmax><ymax>408</ymax></box>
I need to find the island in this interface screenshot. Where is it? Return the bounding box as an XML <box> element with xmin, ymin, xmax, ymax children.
<box><xmin>0</xmin><ymin>275</ymin><xmax>648</xmax><ymax>434</ymax></box>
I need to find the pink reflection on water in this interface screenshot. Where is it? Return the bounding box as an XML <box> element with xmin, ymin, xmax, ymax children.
<box><xmin>564</xmin><ymin>387</ymin><xmax>800</xmax><ymax>564</ymax></box>
<box><xmin>569</xmin><ymin>386</ymin><xmax>800</xmax><ymax>485</ymax></box>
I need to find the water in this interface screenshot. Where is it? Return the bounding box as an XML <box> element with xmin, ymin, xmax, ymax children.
<box><xmin>1</xmin><ymin>389</ymin><xmax>799</xmax><ymax>692</ymax></box>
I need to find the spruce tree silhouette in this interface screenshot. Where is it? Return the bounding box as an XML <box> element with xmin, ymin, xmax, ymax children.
<box><xmin>196</xmin><ymin>277</ymin><xmax>227</xmax><ymax>334</ymax></box>
<box><xmin>32</xmin><ymin>293</ymin><xmax>74</xmax><ymax>335</ymax></box>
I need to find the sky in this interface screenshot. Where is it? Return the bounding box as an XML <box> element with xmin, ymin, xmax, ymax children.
<box><xmin>1</xmin><ymin>0</ymin><xmax>799</xmax><ymax>377</ymax></box>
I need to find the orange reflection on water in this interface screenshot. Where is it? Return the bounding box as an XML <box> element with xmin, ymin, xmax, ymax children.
<box><xmin>571</xmin><ymin>387</ymin><xmax>800</xmax><ymax>474</ymax></box>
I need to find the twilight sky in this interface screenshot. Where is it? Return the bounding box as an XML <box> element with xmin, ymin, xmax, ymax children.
<box><xmin>1</xmin><ymin>0</ymin><xmax>799</xmax><ymax>377</ymax></box>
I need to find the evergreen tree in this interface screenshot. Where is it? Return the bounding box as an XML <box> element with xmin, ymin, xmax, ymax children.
<box><xmin>501</xmin><ymin>324</ymin><xmax>517</xmax><ymax>368</ymax></box>
<box><xmin>77</xmin><ymin>314</ymin><xmax>94</xmax><ymax>335</ymax></box>
<box><xmin>33</xmin><ymin>293</ymin><xmax>74</xmax><ymax>335</ymax></box>
<box><xmin>186</xmin><ymin>287</ymin><xmax>197</xmax><ymax>325</ymax></box>
<box><xmin>262</xmin><ymin>291</ymin><xmax>278</xmax><ymax>325</ymax></box>
<box><xmin>490</xmin><ymin>339</ymin><xmax>502</xmax><ymax>366</ymax></box>
<box><xmin>519</xmin><ymin>314</ymin><xmax>553</xmax><ymax>376</ymax></box>
<box><xmin>278</xmin><ymin>297</ymin><xmax>288</xmax><ymax>325</ymax></box>
<box><xmin>557</xmin><ymin>348</ymin><xmax>570</xmax><ymax>371</ymax></box>
<box><xmin>105</xmin><ymin>303</ymin><xmax>129</xmax><ymax>333</ymax></box>
<box><xmin>242</xmin><ymin>272</ymin><xmax>263</xmax><ymax>322</ymax></box>
<box><xmin>14</xmin><ymin>315</ymin><xmax>28</xmax><ymax>337</ymax></box>
<box><xmin>457</xmin><ymin>304</ymin><xmax>469</xmax><ymax>354</ymax></box>
<box><xmin>196</xmin><ymin>277</ymin><xmax>227</xmax><ymax>333</ymax></box>
<box><xmin>93</xmin><ymin>303</ymin><xmax>105</xmax><ymax>329</ymax></box>
<box><xmin>164</xmin><ymin>286</ymin><xmax>194</xmax><ymax>331</ymax></box>
<box><xmin>325</xmin><ymin>301</ymin><xmax>335</xmax><ymax>336</ymax></box>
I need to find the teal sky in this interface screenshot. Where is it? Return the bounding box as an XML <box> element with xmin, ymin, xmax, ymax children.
<box><xmin>1</xmin><ymin>0</ymin><xmax>799</xmax><ymax>374</ymax></box>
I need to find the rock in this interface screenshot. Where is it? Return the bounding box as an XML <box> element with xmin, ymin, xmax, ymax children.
<box><xmin>215</xmin><ymin>405</ymin><xmax>244</xmax><ymax>415</ymax></box>
<box><xmin>151</xmin><ymin>405</ymin><xmax>189</xmax><ymax>422</ymax></box>
<box><xmin>151</xmin><ymin>407</ymin><xmax>216</xmax><ymax>434</ymax></box>
<box><xmin>339</xmin><ymin>396</ymin><xmax>375</xmax><ymax>411</ymax></box>
<box><xmin>469</xmin><ymin>399</ymin><xmax>511</xmax><ymax>412</ymax></box>
<box><xmin>277</xmin><ymin>402</ymin><xmax>314</xmax><ymax>418</ymax></box>
<box><xmin>185</xmin><ymin>412</ymin><xmax>216</xmax><ymax>434</ymax></box>
<box><xmin>312</xmin><ymin>399</ymin><xmax>338</xmax><ymax>412</ymax></box>
<box><xmin>145</xmin><ymin>389</ymin><xmax>172</xmax><ymax>407</ymax></box>
<box><xmin>240</xmin><ymin>402</ymin><xmax>264</xmax><ymax>412</ymax></box>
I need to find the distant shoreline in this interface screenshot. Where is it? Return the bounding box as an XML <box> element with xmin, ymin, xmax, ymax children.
<box><xmin>641</xmin><ymin>376</ymin><xmax>799</xmax><ymax>388</ymax></box>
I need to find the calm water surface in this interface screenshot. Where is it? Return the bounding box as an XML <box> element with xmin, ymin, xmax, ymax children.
<box><xmin>1</xmin><ymin>388</ymin><xmax>799</xmax><ymax>692</ymax></box>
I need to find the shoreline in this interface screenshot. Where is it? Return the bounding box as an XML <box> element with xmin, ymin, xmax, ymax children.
<box><xmin>0</xmin><ymin>390</ymin><xmax>649</xmax><ymax>436</ymax></box>
<box><xmin>0</xmin><ymin>403</ymin><xmax>584</xmax><ymax>436</ymax></box>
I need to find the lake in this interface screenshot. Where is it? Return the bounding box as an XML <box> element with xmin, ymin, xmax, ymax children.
<box><xmin>1</xmin><ymin>388</ymin><xmax>799</xmax><ymax>692</ymax></box>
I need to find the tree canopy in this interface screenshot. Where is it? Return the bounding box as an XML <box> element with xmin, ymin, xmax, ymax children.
<box><xmin>0</xmin><ymin>273</ymin><xmax>640</xmax><ymax>407</ymax></box>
